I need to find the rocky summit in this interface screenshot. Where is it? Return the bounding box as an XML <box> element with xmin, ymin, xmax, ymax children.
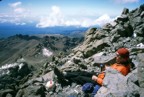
<box><xmin>0</xmin><ymin>4</ymin><xmax>144</xmax><ymax>97</ymax></box>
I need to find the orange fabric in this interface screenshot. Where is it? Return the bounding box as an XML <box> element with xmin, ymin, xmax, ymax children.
<box><xmin>110</xmin><ymin>63</ymin><xmax>131</xmax><ymax>76</ymax></box>
<box><xmin>96</xmin><ymin>63</ymin><xmax>131</xmax><ymax>85</ymax></box>
<box><xmin>96</xmin><ymin>72</ymin><xmax>105</xmax><ymax>86</ymax></box>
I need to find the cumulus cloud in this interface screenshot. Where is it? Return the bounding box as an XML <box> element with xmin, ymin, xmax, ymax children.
<box><xmin>9</xmin><ymin>2</ymin><xmax>22</xmax><ymax>8</ymax></box>
<box><xmin>36</xmin><ymin>6</ymin><xmax>64</xmax><ymax>27</ymax></box>
<box><xmin>0</xmin><ymin>2</ymin><xmax>31</xmax><ymax>25</ymax></box>
<box><xmin>114</xmin><ymin>0</ymin><xmax>139</xmax><ymax>3</ymax></box>
<box><xmin>93</xmin><ymin>14</ymin><xmax>114</xmax><ymax>26</ymax></box>
<box><xmin>36</xmin><ymin>6</ymin><xmax>114</xmax><ymax>28</ymax></box>
<box><xmin>9</xmin><ymin>2</ymin><xmax>26</xmax><ymax>14</ymax></box>
<box><xmin>0</xmin><ymin>13</ymin><xmax>28</xmax><ymax>25</ymax></box>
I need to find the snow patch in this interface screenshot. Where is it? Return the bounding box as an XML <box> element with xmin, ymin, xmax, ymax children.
<box><xmin>137</xmin><ymin>43</ymin><xmax>144</xmax><ymax>48</ymax></box>
<box><xmin>42</xmin><ymin>48</ymin><xmax>53</xmax><ymax>57</ymax></box>
<box><xmin>0</xmin><ymin>63</ymin><xmax>18</xmax><ymax>70</ymax></box>
<box><xmin>0</xmin><ymin>62</ymin><xmax>25</xmax><ymax>77</ymax></box>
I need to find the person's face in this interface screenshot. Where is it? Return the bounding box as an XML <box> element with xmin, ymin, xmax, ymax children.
<box><xmin>116</xmin><ymin>54</ymin><xmax>121</xmax><ymax>63</ymax></box>
<box><xmin>116</xmin><ymin>53</ymin><xmax>125</xmax><ymax>63</ymax></box>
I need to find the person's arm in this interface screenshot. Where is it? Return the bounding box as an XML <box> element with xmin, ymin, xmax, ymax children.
<box><xmin>96</xmin><ymin>77</ymin><xmax>103</xmax><ymax>85</ymax></box>
<box><xmin>92</xmin><ymin>72</ymin><xmax>105</xmax><ymax>86</ymax></box>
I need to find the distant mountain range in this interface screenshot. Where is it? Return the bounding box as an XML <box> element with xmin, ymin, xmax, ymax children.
<box><xmin>0</xmin><ymin>23</ymin><xmax>88</xmax><ymax>38</ymax></box>
<box><xmin>0</xmin><ymin>34</ymin><xmax>84</xmax><ymax>66</ymax></box>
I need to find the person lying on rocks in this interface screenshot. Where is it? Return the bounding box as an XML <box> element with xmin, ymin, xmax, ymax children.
<box><xmin>54</xmin><ymin>48</ymin><xmax>131</xmax><ymax>96</ymax></box>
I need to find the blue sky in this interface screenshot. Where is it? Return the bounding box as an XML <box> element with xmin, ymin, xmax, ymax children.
<box><xmin>0</xmin><ymin>0</ymin><xmax>143</xmax><ymax>27</ymax></box>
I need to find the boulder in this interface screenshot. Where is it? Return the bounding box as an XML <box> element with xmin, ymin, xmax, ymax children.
<box><xmin>117</xmin><ymin>15</ymin><xmax>129</xmax><ymax>22</ymax></box>
<box><xmin>18</xmin><ymin>85</ymin><xmax>46</xmax><ymax>97</ymax></box>
<box><xmin>122</xmin><ymin>8</ymin><xmax>129</xmax><ymax>15</ymax></box>
<box><xmin>102</xmin><ymin>23</ymin><xmax>113</xmax><ymax>30</ymax></box>
<box><xmin>18</xmin><ymin>62</ymin><xmax>31</xmax><ymax>77</ymax></box>
<box><xmin>94</xmin><ymin>29</ymin><xmax>108</xmax><ymax>39</ymax></box>
<box><xmin>139</xmin><ymin>4</ymin><xmax>144</xmax><ymax>13</ymax></box>
<box><xmin>92</xmin><ymin>52</ymin><xmax>116</xmax><ymax>65</ymax></box>
<box><xmin>0</xmin><ymin>89</ymin><xmax>15</xmax><ymax>97</ymax></box>
<box><xmin>5</xmin><ymin>93</ymin><xmax>13</xmax><ymax>97</ymax></box>
<box><xmin>15</xmin><ymin>89</ymin><xmax>24</xmax><ymax>97</ymax></box>
<box><xmin>137</xmin><ymin>53</ymin><xmax>144</xmax><ymax>88</ymax></box>
<box><xmin>84</xmin><ymin>38</ymin><xmax>111</xmax><ymax>58</ymax></box>
<box><xmin>95</xmin><ymin>68</ymin><xmax>140</xmax><ymax>97</ymax></box>
<box><xmin>111</xmin><ymin>23</ymin><xmax>133</xmax><ymax>37</ymax></box>
<box><xmin>85</xmin><ymin>28</ymin><xmax>97</xmax><ymax>36</ymax></box>
<box><xmin>126</xmin><ymin>68</ymin><xmax>138</xmax><ymax>84</ymax></box>
<box><xmin>139</xmin><ymin>88</ymin><xmax>144</xmax><ymax>97</ymax></box>
<box><xmin>134</xmin><ymin>24</ymin><xmax>144</xmax><ymax>37</ymax></box>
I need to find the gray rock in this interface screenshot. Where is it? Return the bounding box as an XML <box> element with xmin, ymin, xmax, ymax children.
<box><xmin>84</xmin><ymin>38</ymin><xmax>111</xmax><ymax>58</ymax></box>
<box><xmin>126</xmin><ymin>68</ymin><xmax>138</xmax><ymax>83</ymax></box>
<box><xmin>41</xmin><ymin>71</ymin><xmax>54</xmax><ymax>81</ymax></box>
<box><xmin>134</xmin><ymin>25</ymin><xmax>144</xmax><ymax>36</ymax></box>
<box><xmin>131</xmin><ymin>16</ymin><xmax>142</xmax><ymax>27</ymax></box>
<box><xmin>94</xmin><ymin>29</ymin><xmax>108</xmax><ymax>39</ymax></box>
<box><xmin>110</xmin><ymin>21</ymin><xmax>117</xmax><ymax>27</ymax></box>
<box><xmin>21</xmin><ymin>85</ymin><xmax>46</xmax><ymax>97</ymax></box>
<box><xmin>139</xmin><ymin>4</ymin><xmax>144</xmax><ymax>13</ymax></box>
<box><xmin>92</xmin><ymin>52</ymin><xmax>116</xmax><ymax>65</ymax></box>
<box><xmin>102</xmin><ymin>23</ymin><xmax>113</xmax><ymax>30</ymax></box>
<box><xmin>138</xmin><ymin>53</ymin><xmax>144</xmax><ymax>88</ymax></box>
<box><xmin>15</xmin><ymin>89</ymin><xmax>24</xmax><ymax>97</ymax></box>
<box><xmin>110</xmin><ymin>34</ymin><xmax>121</xmax><ymax>42</ymax></box>
<box><xmin>117</xmin><ymin>15</ymin><xmax>129</xmax><ymax>22</ymax></box>
<box><xmin>122</xmin><ymin>8</ymin><xmax>129</xmax><ymax>15</ymax></box>
<box><xmin>85</xmin><ymin>28</ymin><xmax>97</xmax><ymax>36</ymax></box>
<box><xmin>139</xmin><ymin>88</ymin><xmax>144</xmax><ymax>97</ymax></box>
<box><xmin>5</xmin><ymin>93</ymin><xmax>13</xmax><ymax>97</ymax></box>
<box><xmin>61</xmin><ymin>59</ymin><xmax>80</xmax><ymax>72</ymax></box>
<box><xmin>0</xmin><ymin>89</ymin><xmax>15</xmax><ymax>97</ymax></box>
<box><xmin>112</xmin><ymin>23</ymin><xmax>133</xmax><ymax>37</ymax></box>
<box><xmin>95</xmin><ymin>68</ymin><xmax>140</xmax><ymax>97</ymax></box>
<box><xmin>140</xmin><ymin>11</ymin><xmax>144</xmax><ymax>17</ymax></box>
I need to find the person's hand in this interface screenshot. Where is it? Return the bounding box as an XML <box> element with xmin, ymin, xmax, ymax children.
<box><xmin>92</xmin><ymin>75</ymin><xmax>98</xmax><ymax>81</ymax></box>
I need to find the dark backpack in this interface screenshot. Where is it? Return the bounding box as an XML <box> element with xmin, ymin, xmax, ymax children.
<box><xmin>82</xmin><ymin>83</ymin><xmax>94</xmax><ymax>93</ymax></box>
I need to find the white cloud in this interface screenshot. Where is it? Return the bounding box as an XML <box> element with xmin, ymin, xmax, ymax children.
<box><xmin>15</xmin><ymin>22</ymin><xmax>26</xmax><ymax>25</ymax></box>
<box><xmin>36</xmin><ymin>6</ymin><xmax>64</xmax><ymax>27</ymax></box>
<box><xmin>9</xmin><ymin>2</ymin><xmax>27</xmax><ymax>14</ymax></box>
<box><xmin>9</xmin><ymin>2</ymin><xmax>22</xmax><ymax>8</ymax></box>
<box><xmin>0</xmin><ymin>2</ymin><xmax>32</xmax><ymax>25</ymax></box>
<box><xmin>114</xmin><ymin>0</ymin><xmax>139</xmax><ymax>3</ymax></box>
<box><xmin>51</xmin><ymin>6</ymin><xmax>61</xmax><ymax>15</ymax></box>
<box><xmin>64</xmin><ymin>18</ymin><xmax>93</xmax><ymax>27</ymax></box>
<box><xmin>0</xmin><ymin>13</ymin><xmax>29</xmax><ymax>25</ymax></box>
<box><xmin>93</xmin><ymin>14</ymin><xmax>114</xmax><ymax>26</ymax></box>
<box><xmin>36</xmin><ymin>6</ymin><xmax>114</xmax><ymax>28</ymax></box>
<box><xmin>14</xmin><ymin>8</ymin><xmax>26</xmax><ymax>13</ymax></box>
<box><xmin>4</xmin><ymin>4</ymin><xmax>115</xmax><ymax>27</ymax></box>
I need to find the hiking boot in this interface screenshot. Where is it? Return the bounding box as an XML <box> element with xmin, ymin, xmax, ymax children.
<box><xmin>54</xmin><ymin>67</ymin><xmax>70</xmax><ymax>85</ymax></box>
<box><xmin>54</xmin><ymin>67</ymin><xmax>65</xmax><ymax>80</ymax></box>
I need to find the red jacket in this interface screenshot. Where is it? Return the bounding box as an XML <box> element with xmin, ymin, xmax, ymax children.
<box><xmin>96</xmin><ymin>63</ymin><xmax>131</xmax><ymax>86</ymax></box>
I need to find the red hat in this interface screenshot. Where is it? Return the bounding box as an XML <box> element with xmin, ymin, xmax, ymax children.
<box><xmin>116</xmin><ymin>48</ymin><xmax>129</xmax><ymax>59</ymax></box>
